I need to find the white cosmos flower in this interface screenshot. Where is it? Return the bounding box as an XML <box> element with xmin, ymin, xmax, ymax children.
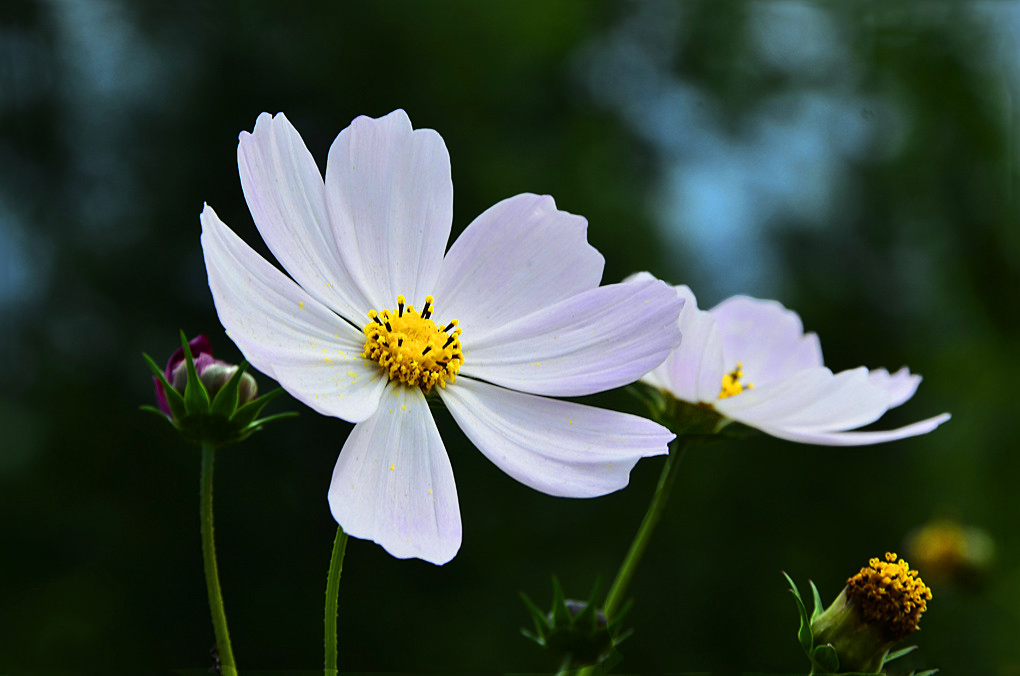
<box><xmin>200</xmin><ymin>110</ymin><xmax>684</xmax><ymax>564</ymax></box>
<box><xmin>634</xmin><ymin>276</ymin><xmax>950</xmax><ymax>445</ymax></box>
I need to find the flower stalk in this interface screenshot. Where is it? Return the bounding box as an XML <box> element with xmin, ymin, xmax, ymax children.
<box><xmin>324</xmin><ymin>525</ymin><xmax>349</xmax><ymax>675</ymax></box>
<box><xmin>201</xmin><ymin>442</ymin><xmax>237</xmax><ymax>676</ymax></box>
<box><xmin>603</xmin><ymin>435</ymin><xmax>692</xmax><ymax>618</ymax></box>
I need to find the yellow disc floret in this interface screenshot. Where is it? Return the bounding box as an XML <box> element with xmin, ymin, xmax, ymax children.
<box><xmin>362</xmin><ymin>294</ymin><xmax>463</xmax><ymax>393</ymax></box>
<box><xmin>845</xmin><ymin>552</ymin><xmax>932</xmax><ymax>641</ymax></box>
<box><xmin>719</xmin><ymin>362</ymin><xmax>754</xmax><ymax>399</ymax></box>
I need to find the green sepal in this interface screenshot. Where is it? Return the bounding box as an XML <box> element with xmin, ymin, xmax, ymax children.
<box><xmin>783</xmin><ymin>571</ymin><xmax>813</xmax><ymax>656</ymax></box>
<box><xmin>809</xmin><ymin>580</ymin><xmax>824</xmax><ymax>622</ymax></box>
<box><xmin>909</xmin><ymin>669</ymin><xmax>939</xmax><ymax>676</ymax></box>
<box><xmin>882</xmin><ymin>645</ymin><xmax>918</xmax><ymax>666</ymax></box>
<box><xmin>144</xmin><ymin>353</ymin><xmax>187</xmax><ymax>420</ymax></box>
<box><xmin>519</xmin><ymin>577</ymin><xmax>626</xmax><ymax>671</ymax></box>
<box><xmin>179</xmin><ymin>330</ymin><xmax>210</xmax><ymax>414</ymax></box>
<box><xmin>210</xmin><ymin>359</ymin><xmax>248</xmax><ymax>416</ymax></box>
<box><xmin>232</xmin><ymin>387</ymin><xmax>285</xmax><ymax>429</ymax></box>
<box><xmin>811</xmin><ymin>643</ymin><xmax>840</xmax><ymax>674</ymax></box>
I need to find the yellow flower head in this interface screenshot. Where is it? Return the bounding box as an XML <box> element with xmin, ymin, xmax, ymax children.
<box><xmin>845</xmin><ymin>552</ymin><xmax>932</xmax><ymax>642</ymax></box>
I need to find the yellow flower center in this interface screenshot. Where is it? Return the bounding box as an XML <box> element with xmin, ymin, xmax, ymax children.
<box><xmin>362</xmin><ymin>294</ymin><xmax>463</xmax><ymax>393</ymax></box>
<box><xmin>719</xmin><ymin>362</ymin><xmax>754</xmax><ymax>399</ymax></box>
<box><xmin>845</xmin><ymin>552</ymin><xmax>932</xmax><ymax>641</ymax></box>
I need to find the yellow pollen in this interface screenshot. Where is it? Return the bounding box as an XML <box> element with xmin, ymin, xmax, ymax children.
<box><xmin>845</xmin><ymin>552</ymin><xmax>932</xmax><ymax>641</ymax></box>
<box><xmin>362</xmin><ymin>295</ymin><xmax>463</xmax><ymax>393</ymax></box>
<box><xmin>719</xmin><ymin>362</ymin><xmax>754</xmax><ymax>399</ymax></box>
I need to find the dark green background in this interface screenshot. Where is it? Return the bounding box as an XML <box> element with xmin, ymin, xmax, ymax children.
<box><xmin>1</xmin><ymin>1</ymin><xmax>1015</xmax><ymax>673</ymax></box>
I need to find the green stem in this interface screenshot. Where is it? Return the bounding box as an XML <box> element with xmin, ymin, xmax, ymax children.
<box><xmin>602</xmin><ymin>436</ymin><xmax>692</xmax><ymax>618</ymax></box>
<box><xmin>324</xmin><ymin>524</ymin><xmax>349</xmax><ymax>675</ymax></box>
<box><xmin>201</xmin><ymin>443</ymin><xmax>238</xmax><ymax>676</ymax></box>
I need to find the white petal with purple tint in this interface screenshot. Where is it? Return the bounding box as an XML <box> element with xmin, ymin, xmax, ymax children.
<box><xmin>328</xmin><ymin>384</ymin><xmax>462</xmax><ymax>565</ymax></box>
<box><xmin>238</xmin><ymin>112</ymin><xmax>372</xmax><ymax>322</ymax></box>
<box><xmin>869</xmin><ymin>367</ymin><xmax>922</xmax><ymax>409</ymax></box>
<box><xmin>710</xmin><ymin>296</ymin><xmax>823</xmax><ymax>386</ymax></box>
<box><xmin>440</xmin><ymin>378</ymin><xmax>671</xmax><ymax>498</ymax></box>
<box><xmin>325</xmin><ymin>110</ymin><xmax>452</xmax><ymax>309</ymax></box>
<box><xmin>201</xmin><ymin>205</ymin><xmax>387</xmax><ymax>423</ymax></box>
<box><xmin>434</xmin><ymin>194</ymin><xmax>604</xmax><ymax>341</ymax></box>
<box><xmin>460</xmin><ymin>278</ymin><xmax>683</xmax><ymax>397</ymax></box>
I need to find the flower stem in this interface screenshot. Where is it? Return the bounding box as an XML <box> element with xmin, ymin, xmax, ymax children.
<box><xmin>602</xmin><ymin>436</ymin><xmax>692</xmax><ymax>618</ymax></box>
<box><xmin>324</xmin><ymin>524</ymin><xmax>349</xmax><ymax>675</ymax></box>
<box><xmin>200</xmin><ymin>443</ymin><xmax>237</xmax><ymax>676</ymax></box>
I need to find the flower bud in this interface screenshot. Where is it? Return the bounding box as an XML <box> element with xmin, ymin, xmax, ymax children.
<box><xmin>521</xmin><ymin>578</ymin><xmax>630</xmax><ymax>670</ymax></box>
<box><xmin>157</xmin><ymin>335</ymin><xmax>257</xmax><ymax>414</ymax></box>
<box><xmin>143</xmin><ymin>332</ymin><xmax>292</xmax><ymax>448</ymax></box>
<box><xmin>811</xmin><ymin>552</ymin><xmax>932</xmax><ymax>673</ymax></box>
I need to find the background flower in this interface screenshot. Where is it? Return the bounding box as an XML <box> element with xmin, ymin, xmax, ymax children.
<box><xmin>639</xmin><ymin>280</ymin><xmax>949</xmax><ymax>445</ymax></box>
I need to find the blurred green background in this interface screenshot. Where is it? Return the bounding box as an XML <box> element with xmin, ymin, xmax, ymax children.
<box><xmin>1</xmin><ymin>1</ymin><xmax>1016</xmax><ymax>673</ymax></box>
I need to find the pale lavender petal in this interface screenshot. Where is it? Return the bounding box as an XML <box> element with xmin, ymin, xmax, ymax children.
<box><xmin>238</xmin><ymin>112</ymin><xmax>372</xmax><ymax>322</ymax></box>
<box><xmin>710</xmin><ymin>296</ymin><xmax>823</xmax><ymax>386</ymax></box>
<box><xmin>869</xmin><ymin>367</ymin><xmax>921</xmax><ymax>409</ymax></box>
<box><xmin>716</xmin><ymin>367</ymin><xmax>889</xmax><ymax>433</ymax></box>
<box><xmin>328</xmin><ymin>384</ymin><xmax>461</xmax><ymax>565</ymax></box>
<box><xmin>201</xmin><ymin>204</ymin><xmax>387</xmax><ymax>423</ymax></box>
<box><xmin>634</xmin><ymin>280</ymin><xmax>725</xmax><ymax>404</ymax></box>
<box><xmin>758</xmin><ymin>413</ymin><xmax>951</xmax><ymax>446</ymax></box>
<box><xmin>460</xmin><ymin>278</ymin><xmax>683</xmax><ymax>397</ymax></box>
<box><xmin>434</xmin><ymin>194</ymin><xmax>604</xmax><ymax>340</ymax></box>
<box><xmin>440</xmin><ymin>378</ymin><xmax>671</xmax><ymax>498</ymax></box>
<box><xmin>324</xmin><ymin>110</ymin><xmax>452</xmax><ymax>309</ymax></box>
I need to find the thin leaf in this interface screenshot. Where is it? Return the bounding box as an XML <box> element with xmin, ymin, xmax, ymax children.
<box><xmin>144</xmin><ymin>353</ymin><xmax>187</xmax><ymax>420</ymax></box>
<box><xmin>884</xmin><ymin>645</ymin><xmax>919</xmax><ymax>665</ymax></box>
<box><xmin>809</xmin><ymin>580</ymin><xmax>825</xmax><ymax>621</ymax></box>
<box><xmin>179</xmin><ymin>330</ymin><xmax>210</xmax><ymax>414</ymax></box>
<box><xmin>782</xmin><ymin>572</ymin><xmax>812</xmax><ymax>655</ymax></box>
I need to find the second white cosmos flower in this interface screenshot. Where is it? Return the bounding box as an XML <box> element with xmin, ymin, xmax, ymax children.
<box><xmin>201</xmin><ymin>110</ymin><xmax>683</xmax><ymax>565</ymax></box>
<box><xmin>635</xmin><ymin>276</ymin><xmax>949</xmax><ymax>445</ymax></box>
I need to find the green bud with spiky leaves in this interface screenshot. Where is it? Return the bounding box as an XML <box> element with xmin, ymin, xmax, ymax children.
<box><xmin>142</xmin><ymin>331</ymin><xmax>296</xmax><ymax>447</ymax></box>
<box><xmin>520</xmin><ymin>577</ymin><xmax>632</xmax><ymax>671</ymax></box>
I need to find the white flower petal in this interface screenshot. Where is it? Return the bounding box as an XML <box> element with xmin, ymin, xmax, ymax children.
<box><xmin>460</xmin><ymin>278</ymin><xmax>683</xmax><ymax>397</ymax></box>
<box><xmin>201</xmin><ymin>204</ymin><xmax>387</xmax><ymax>423</ymax></box>
<box><xmin>868</xmin><ymin>367</ymin><xmax>921</xmax><ymax>409</ymax></box>
<box><xmin>440</xmin><ymin>378</ymin><xmax>671</xmax><ymax>498</ymax></box>
<box><xmin>710</xmin><ymin>296</ymin><xmax>823</xmax><ymax>386</ymax></box>
<box><xmin>716</xmin><ymin>367</ymin><xmax>890</xmax><ymax>433</ymax></box>
<box><xmin>238</xmin><ymin>112</ymin><xmax>372</xmax><ymax>322</ymax></box>
<box><xmin>434</xmin><ymin>194</ymin><xmax>604</xmax><ymax>340</ymax></box>
<box><xmin>634</xmin><ymin>281</ymin><xmax>725</xmax><ymax>404</ymax></box>
<box><xmin>328</xmin><ymin>385</ymin><xmax>461</xmax><ymax>565</ymax></box>
<box><xmin>324</xmin><ymin>110</ymin><xmax>452</xmax><ymax>309</ymax></box>
<box><xmin>758</xmin><ymin>413</ymin><xmax>951</xmax><ymax>446</ymax></box>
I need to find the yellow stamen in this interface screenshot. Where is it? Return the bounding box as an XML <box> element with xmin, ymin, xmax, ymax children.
<box><xmin>845</xmin><ymin>552</ymin><xmax>932</xmax><ymax>641</ymax></box>
<box><xmin>362</xmin><ymin>295</ymin><xmax>463</xmax><ymax>393</ymax></box>
<box><xmin>719</xmin><ymin>362</ymin><xmax>754</xmax><ymax>399</ymax></box>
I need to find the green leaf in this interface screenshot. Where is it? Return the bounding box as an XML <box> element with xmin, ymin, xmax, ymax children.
<box><xmin>144</xmin><ymin>353</ymin><xmax>187</xmax><ymax>421</ymax></box>
<box><xmin>809</xmin><ymin>580</ymin><xmax>824</xmax><ymax>621</ymax></box>
<box><xmin>519</xmin><ymin>592</ymin><xmax>551</xmax><ymax>637</ymax></box>
<box><xmin>811</xmin><ymin>644</ymin><xmax>839</xmax><ymax>674</ymax></box>
<box><xmin>232</xmin><ymin>388</ymin><xmax>285</xmax><ymax>428</ymax></box>
<box><xmin>782</xmin><ymin>572</ymin><xmax>812</xmax><ymax>655</ymax></box>
<box><xmin>550</xmin><ymin>577</ymin><xmax>570</xmax><ymax>626</ymax></box>
<box><xmin>884</xmin><ymin>645</ymin><xmax>919</xmax><ymax>665</ymax></box>
<box><xmin>211</xmin><ymin>360</ymin><xmax>248</xmax><ymax>416</ymax></box>
<box><xmin>179</xmin><ymin>331</ymin><xmax>210</xmax><ymax>414</ymax></box>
